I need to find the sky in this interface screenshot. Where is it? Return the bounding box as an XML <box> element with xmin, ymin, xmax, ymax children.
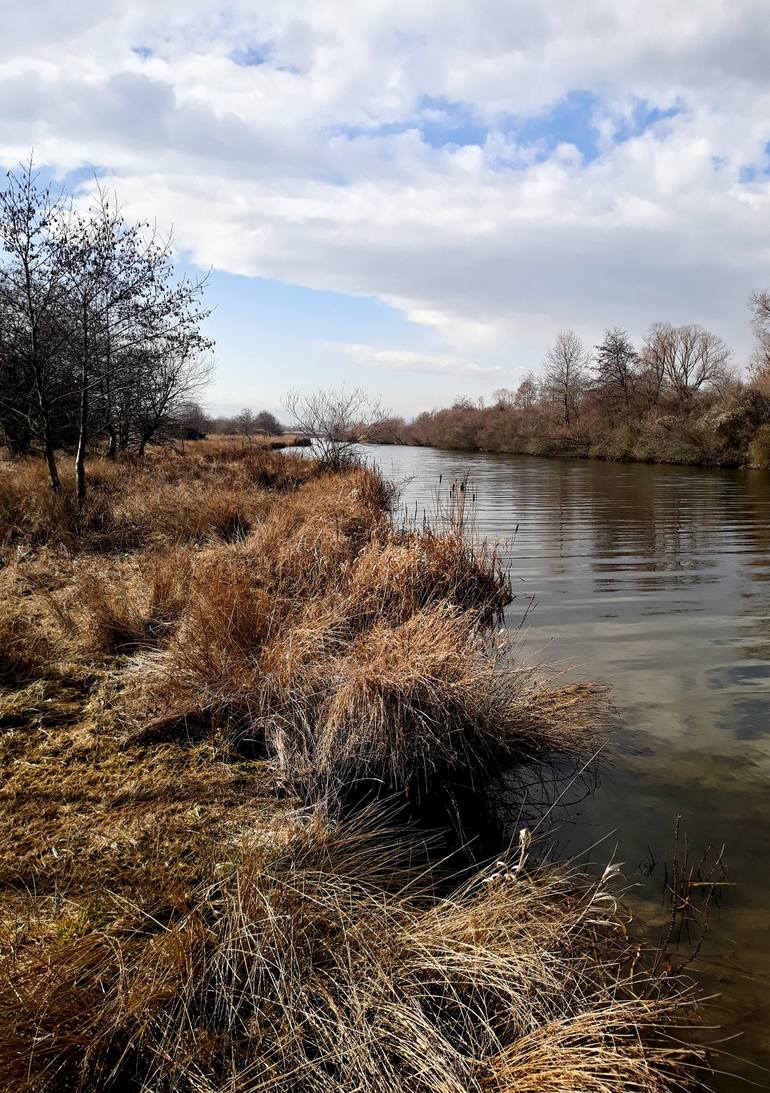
<box><xmin>2</xmin><ymin>2</ymin><xmax>770</xmax><ymax>418</ymax></box>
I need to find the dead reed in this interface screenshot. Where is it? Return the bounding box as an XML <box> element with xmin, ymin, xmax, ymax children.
<box><xmin>116</xmin><ymin>463</ymin><xmax>602</xmax><ymax>806</ymax></box>
<box><xmin>0</xmin><ymin>813</ymin><xmax>705</xmax><ymax>1093</ymax></box>
<box><xmin>0</xmin><ymin>439</ymin><xmax>712</xmax><ymax>1091</ymax></box>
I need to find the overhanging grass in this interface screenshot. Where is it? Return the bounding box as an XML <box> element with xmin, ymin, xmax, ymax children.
<box><xmin>0</xmin><ymin>438</ymin><xmax>712</xmax><ymax>1091</ymax></box>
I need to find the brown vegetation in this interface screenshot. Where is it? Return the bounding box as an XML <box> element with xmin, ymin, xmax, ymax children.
<box><xmin>0</xmin><ymin>438</ymin><xmax>711</xmax><ymax>1090</ymax></box>
<box><xmin>379</xmin><ymin>317</ymin><xmax>770</xmax><ymax>469</ymax></box>
<box><xmin>1</xmin><ymin>817</ymin><xmax>704</xmax><ymax>1093</ymax></box>
<box><xmin>394</xmin><ymin>384</ymin><xmax>770</xmax><ymax>468</ymax></box>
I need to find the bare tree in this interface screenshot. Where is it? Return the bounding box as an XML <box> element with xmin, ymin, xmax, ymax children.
<box><xmin>748</xmin><ymin>290</ymin><xmax>770</xmax><ymax>393</ymax></box>
<box><xmin>285</xmin><ymin>387</ymin><xmax>386</xmax><ymax>469</ymax></box>
<box><xmin>593</xmin><ymin>328</ymin><xmax>638</xmax><ymax>410</ymax></box>
<box><xmin>0</xmin><ymin>160</ymin><xmax>71</xmax><ymax>488</ymax></box>
<box><xmin>514</xmin><ymin>372</ymin><xmax>539</xmax><ymax>411</ymax></box>
<box><xmin>206</xmin><ymin>409</ymin><xmax>282</xmax><ymax>436</ymax></box>
<box><xmin>492</xmin><ymin>387</ymin><xmax>516</xmax><ymax>410</ymax></box>
<box><xmin>543</xmin><ymin>330</ymin><xmax>589</xmax><ymax>425</ymax></box>
<box><xmin>133</xmin><ymin>348</ymin><xmax>212</xmax><ymax>454</ymax></box>
<box><xmin>177</xmin><ymin>400</ymin><xmax>210</xmax><ymax>438</ymax></box>
<box><xmin>642</xmin><ymin>323</ymin><xmax>733</xmax><ymax>403</ymax></box>
<box><xmin>236</xmin><ymin>408</ymin><xmax>257</xmax><ymax>437</ymax></box>
<box><xmin>64</xmin><ymin>189</ymin><xmax>211</xmax><ymax>499</ymax></box>
<box><xmin>0</xmin><ymin>161</ymin><xmax>213</xmax><ymax>503</ymax></box>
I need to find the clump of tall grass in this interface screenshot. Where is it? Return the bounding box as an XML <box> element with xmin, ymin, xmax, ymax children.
<box><xmin>269</xmin><ymin>603</ymin><xmax>604</xmax><ymax>801</ymax></box>
<box><xmin>75</xmin><ymin>550</ymin><xmax>196</xmax><ymax>654</ymax></box>
<box><xmin>349</xmin><ymin>530</ymin><xmax>510</xmax><ymax>624</ymax></box>
<box><xmin>0</xmin><ymin>605</ymin><xmax>56</xmax><ymax>686</ymax></box>
<box><xmin>123</xmin><ymin>473</ymin><xmax>603</xmax><ymax>806</ymax></box>
<box><xmin>0</xmin><ymin>813</ymin><xmax>706</xmax><ymax>1092</ymax></box>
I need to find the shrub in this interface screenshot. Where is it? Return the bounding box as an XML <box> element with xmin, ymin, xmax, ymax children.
<box><xmin>748</xmin><ymin>423</ymin><xmax>770</xmax><ymax>467</ymax></box>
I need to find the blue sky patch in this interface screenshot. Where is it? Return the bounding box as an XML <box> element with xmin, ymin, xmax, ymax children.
<box><xmin>332</xmin><ymin>90</ymin><xmax>687</xmax><ymax>168</ymax></box>
<box><xmin>231</xmin><ymin>43</ymin><xmax>273</xmax><ymax>67</ymax></box>
<box><xmin>416</xmin><ymin>96</ymin><xmax>487</xmax><ymax>149</ymax></box>
<box><xmin>182</xmin><ymin>264</ymin><xmax>442</xmax><ymax>414</ymax></box>
<box><xmin>331</xmin><ymin>97</ymin><xmax>486</xmax><ymax>150</ymax></box>
<box><xmin>613</xmin><ymin>98</ymin><xmax>684</xmax><ymax>143</ymax></box>
<box><xmin>502</xmin><ymin>90</ymin><xmax>603</xmax><ymax>163</ymax></box>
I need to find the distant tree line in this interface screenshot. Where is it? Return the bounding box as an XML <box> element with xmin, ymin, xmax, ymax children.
<box><xmin>232</xmin><ymin>408</ymin><xmax>283</xmax><ymax>437</ymax></box>
<box><xmin>374</xmin><ymin>312</ymin><xmax>770</xmax><ymax>467</ymax></box>
<box><xmin>0</xmin><ymin>160</ymin><xmax>212</xmax><ymax>502</ymax></box>
<box><xmin>167</xmin><ymin>405</ymin><xmax>287</xmax><ymax>439</ymax></box>
<box><xmin>513</xmin><ymin>321</ymin><xmax>735</xmax><ymax>427</ymax></box>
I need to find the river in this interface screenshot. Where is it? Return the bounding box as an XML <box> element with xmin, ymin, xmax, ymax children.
<box><xmin>365</xmin><ymin>443</ymin><xmax>770</xmax><ymax>1090</ymax></box>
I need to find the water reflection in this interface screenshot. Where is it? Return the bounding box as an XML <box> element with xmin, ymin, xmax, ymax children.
<box><xmin>368</xmin><ymin>444</ymin><xmax>770</xmax><ymax>1091</ymax></box>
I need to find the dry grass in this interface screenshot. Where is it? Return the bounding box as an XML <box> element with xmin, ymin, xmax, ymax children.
<box><xmin>0</xmin><ymin>438</ymin><xmax>711</xmax><ymax>1091</ymax></box>
<box><xmin>0</xmin><ymin>814</ymin><xmax>704</xmax><ymax>1093</ymax></box>
<box><xmin>70</xmin><ymin>549</ymin><xmax>196</xmax><ymax>654</ymax></box>
<box><xmin>0</xmin><ymin>603</ymin><xmax>56</xmax><ymax>686</ymax></box>
<box><xmin>119</xmin><ymin>466</ymin><xmax>596</xmax><ymax>804</ymax></box>
<box><xmin>267</xmin><ymin>603</ymin><xmax>605</xmax><ymax>800</ymax></box>
<box><xmin>205</xmin><ymin>431</ymin><xmax>311</xmax><ymax>451</ymax></box>
<box><xmin>0</xmin><ymin>442</ymin><xmax>313</xmax><ymax>549</ymax></box>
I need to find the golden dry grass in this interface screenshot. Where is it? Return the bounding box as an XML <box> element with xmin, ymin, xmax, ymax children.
<box><xmin>0</xmin><ymin>442</ymin><xmax>313</xmax><ymax>549</ymax></box>
<box><xmin>0</xmin><ymin>813</ymin><xmax>704</xmax><ymax>1093</ymax></box>
<box><xmin>117</xmin><ymin>465</ymin><xmax>598</xmax><ymax>804</ymax></box>
<box><xmin>0</xmin><ymin>439</ymin><xmax>710</xmax><ymax>1091</ymax></box>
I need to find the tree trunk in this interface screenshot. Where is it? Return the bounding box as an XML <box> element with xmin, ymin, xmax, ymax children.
<box><xmin>74</xmin><ymin>389</ymin><xmax>88</xmax><ymax>505</ymax></box>
<box><xmin>35</xmin><ymin>390</ymin><xmax>61</xmax><ymax>492</ymax></box>
<box><xmin>44</xmin><ymin>432</ymin><xmax>62</xmax><ymax>492</ymax></box>
<box><xmin>23</xmin><ymin>255</ymin><xmax>61</xmax><ymax>491</ymax></box>
<box><xmin>29</xmin><ymin>333</ymin><xmax>61</xmax><ymax>491</ymax></box>
<box><xmin>104</xmin><ymin>318</ymin><xmax>116</xmax><ymax>458</ymax></box>
<box><xmin>75</xmin><ymin>308</ymin><xmax>89</xmax><ymax>506</ymax></box>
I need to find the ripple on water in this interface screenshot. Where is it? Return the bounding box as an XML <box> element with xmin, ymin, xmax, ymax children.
<box><xmin>368</xmin><ymin>444</ymin><xmax>770</xmax><ymax>1090</ymax></box>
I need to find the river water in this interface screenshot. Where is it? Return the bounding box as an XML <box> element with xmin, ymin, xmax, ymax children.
<box><xmin>366</xmin><ymin>443</ymin><xmax>770</xmax><ymax>1089</ymax></box>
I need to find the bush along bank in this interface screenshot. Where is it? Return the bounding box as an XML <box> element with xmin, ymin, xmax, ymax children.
<box><xmin>375</xmin><ymin>385</ymin><xmax>770</xmax><ymax>470</ymax></box>
<box><xmin>0</xmin><ymin>438</ymin><xmax>714</xmax><ymax>1091</ymax></box>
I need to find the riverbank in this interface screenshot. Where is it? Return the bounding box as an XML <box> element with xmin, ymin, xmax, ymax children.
<box><xmin>1</xmin><ymin>439</ymin><xmax>710</xmax><ymax>1091</ymax></box>
<box><xmin>207</xmin><ymin>431</ymin><xmax>312</xmax><ymax>450</ymax></box>
<box><xmin>378</xmin><ymin>386</ymin><xmax>770</xmax><ymax>470</ymax></box>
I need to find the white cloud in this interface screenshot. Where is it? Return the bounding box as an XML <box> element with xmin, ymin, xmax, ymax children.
<box><xmin>314</xmin><ymin>341</ymin><xmax>503</xmax><ymax>378</ymax></box>
<box><xmin>2</xmin><ymin>1</ymin><xmax>770</xmax><ymax>367</ymax></box>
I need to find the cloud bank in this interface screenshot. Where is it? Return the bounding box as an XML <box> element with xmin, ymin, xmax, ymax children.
<box><xmin>314</xmin><ymin>341</ymin><xmax>502</xmax><ymax>379</ymax></box>
<box><xmin>2</xmin><ymin>0</ymin><xmax>770</xmax><ymax>367</ymax></box>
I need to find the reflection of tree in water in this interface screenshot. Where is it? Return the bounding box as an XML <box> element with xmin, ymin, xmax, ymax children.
<box><xmin>727</xmin><ymin>471</ymin><xmax>770</xmax><ymax>662</ymax></box>
<box><xmin>584</xmin><ymin>464</ymin><xmax>721</xmax><ymax>583</ymax></box>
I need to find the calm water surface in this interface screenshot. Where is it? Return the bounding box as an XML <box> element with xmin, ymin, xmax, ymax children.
<box><xmin>367</xmin><ymin>443</ymin><xmax>770</xmax><ymax>1090</ymax></box>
